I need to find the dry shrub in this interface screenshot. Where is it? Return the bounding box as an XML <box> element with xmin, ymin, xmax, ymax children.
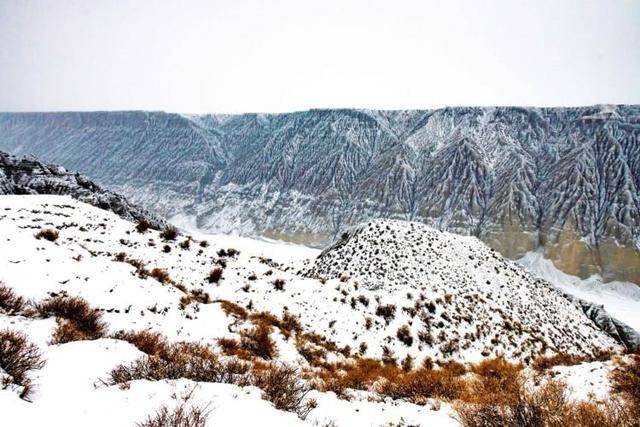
<box><xmin>611</xmin><ymin>354</ymin><xmax>640</xmax><ymax>419</ymax></box>
<box><xmin>0</xmin><ymin>329</ymin><xmax>45</xmax><ymax>400</ymax></box>
<box><xmin>108</xmin><ymin>342</ymin><xmax>250</xmax><ymax>385</ymax></box>
<box><xmin>135</xmin><ymin>219</ymin><xmax>151</xmax><ymax>233</ymax></box>
<box><xmin>273</xmin><ymin>278</ymin><xmax>285</xmax><ymax>291</ymax></box>
<box><xmin>375</xmin><ymin>304</ymin><xmax>396</xmax><ymax>324</ymax></box>
<box><xmin>34</xmin><ymin>228</ymin><xmax>59</xmax><ymax>241</ymax></box>
<box><xmin>137</xmin><ymin>403</ymin><xmax>208</xmax><ymax>427</ymax></box>
<box><xmin>113</xmin><ymin>330</ymin><xmax>170</xmax><ymax>357</ymax></box>
<box><xmin>0</xmin><ymin>284</ymin><xmax>26</xmax><ymax>314</ymax></box>
<box><xmin>396</xmin><ymin>325</ymin><xmax>413</xmax><ymax>346</ymax></box>
<box><xmin>253</xmin><ymin>363</ymin><xmax>315</xmax><ymax>419</ymax></box>
<box><xmin>466</xmin><ymin>357</ymin><xmax>522</xmax><ymax>403</ymax></box>
<box><xmin>179</xmin><ymin>290</ymin><xmax>211</xmax><ymax>309</ymax></box>
<box><xmin>114</xmin><ymin>252</ymin><xmax>127</xmax><ymax>262</ymax></box>
<box><xmin>218</xmin><ymin>337</ymin><xmax>245</xmax><ymax>357</ymax></box>
<box><xmin>377</xmin><ymin>364</ymin><xmax>466</xmax><ymax>403</ymax></box>
<box><xmin>455</xmin><ymin>378</ymin><xmax>635</xmax><ymax>427</ymax></box>
<box><xmin>532</xmin><ymin>351</ymin><xmax>612</xmax><ymax>372</ymax></box>
<box><xmin>159</xmin><ymin>226</ymin><xmax>178</xmax><ymax>241</ymax></box>
<box><xmin>149</xmin><ymin>268</ymin><xmax>172</xmax><ymax>284</ymax></box>
<box><xmin>207</xmin><ymin>268</ymin><xmax>223</xmax><ymax>284</ymax></box>
<box><xmin>36</xmin><ymin>296</ymin><xmax>106</xmax><ymax>343</ymax></box>
<box><xmin>280</xmin><ymin>311</ymin><xmax>303</xmax><ymax>339</ymax></box>
<box><xmin>219</xmin><ymin>300</ymin><xmax>248</xmax><ymax>320</ymax></box>
<box><xmin>240</xmin><ymin>323</ymin><xmax>278</xmax><ymax>360</ymax></box>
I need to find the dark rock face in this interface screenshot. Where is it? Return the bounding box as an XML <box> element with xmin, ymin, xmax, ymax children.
<box><xmin>565</xmin><ymin>294</ymin><xmax>640</xmax><ymax>351</ymax></box>
<box><xmin>0</xmin><ymin>106</ymin><xmax>638</xmax><ymax>282</ymax></box>
<box><xmin>0</xmin><ymin>151</ymin><xmax>165</xmax><ymax>229</ymax></box>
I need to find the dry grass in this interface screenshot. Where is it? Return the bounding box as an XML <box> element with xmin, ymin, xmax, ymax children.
<box><xmin>0</xmin><ymin>284</ymin><xmax>26</xmax><ymax>315</ymax></box>
<box><xmin>36</xmin><ymin>296</ymin><xmax>106</xmax><ymax>343</ymax></box>
<box><xmin>0</xmin><ymin>329</ymin><xmax>45</xmax><ymax>400</ymax></box>
<box><xmin>34</xmin><ymin>228</ymin><xmax>59</xmax><ymax>241</ymax></box>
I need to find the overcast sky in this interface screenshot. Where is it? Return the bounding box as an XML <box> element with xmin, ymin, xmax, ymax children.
<box><xmin>0</xmin><ymin>0</ymin><xmax>638</xmax><ymax>113</ymax></box>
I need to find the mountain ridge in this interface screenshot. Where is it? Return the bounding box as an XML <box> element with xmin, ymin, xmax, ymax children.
<box><xmin>1</xmin><ymin>105</ymin><xmax>638</xmax><ymax>283</ymax></box>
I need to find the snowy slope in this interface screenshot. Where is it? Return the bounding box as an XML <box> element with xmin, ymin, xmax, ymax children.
<box><xmin>0</xmin><ymin>195</ymin><xmax>632</xmax><ymax>426</ymax></box>
<box><xmin>518</xmin><ymin>251</ymin><xmax>640</xmax><ymax>334</ymax></box>
<box><xmin>0</xmin><ymin>197</ymin><xmax>620</xmax><ymax>363</ymax></box>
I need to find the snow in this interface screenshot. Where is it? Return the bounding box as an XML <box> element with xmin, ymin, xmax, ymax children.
<box><xmin>518</xmin><ymin>251</ymin><xmax>640</xmax><ymax>333</ymax></box>
<box><xmin>0</xmin><ymin>195</ymin><xmax>459</xmax><ymax>426</ymax></box>
<box><xmin>0</xmin><ymin>195</ymin><xmax>634</xmax><ymax>426</ymax></box>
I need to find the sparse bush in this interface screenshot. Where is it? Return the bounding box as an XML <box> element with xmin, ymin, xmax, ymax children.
<box><xmin>241</xmin><ymin>323</ymin><xmax>278</xmax><ymax>360</ymax></box>
<box><xmin>135</xmin><ymin>219</ymin><xmax>151</xmax><ymax>233</ymax></box>
<box><xmin>375</xmin><ymin>304</ymin><xmax>396</xmax><ymax>325</ymax></box>
<box><xmin>162</xmin><ymin>245</ymin><xmax>171</xmax><ymax>253</ymax></box>
<box><xmin>396</xmin><ymin>325</ymin><xmax>413</xmax><ymax>346</ymax></box>
<box><xmin>114</xmin><ymin>252</ymin><xmax>127</xmax><ymax>262</ymax></box>
<box><xmin>199</xmin><ymin>240</ymin><xmax>209</xmax><ymax>248</ymax></box>
<box><xmin>207</xmin><ymin>268</ymin><xmax>223</xmax><ymax>284</ymax></box>
<box><xmin>0</xmin><ymin>329</ymin><xmax>45</xmax><ymax>400</ymax></box>
<box><xmin>253</xmin><ymin>363</ymin><xmax>315</xmax><ymax>419</ymax></box>
<box><xmin>0</xmin><ymin>284</ymin><xmax>26</xmax><ymax>315</ymax></box>
<box><xmin>611</xmin><ymin>354</ymin><xmax>640</xmax><ymax>418</ymax></box>
<box><xmin>179</xmin><ymin>239</ymin><xmax>191</xmax><ymax>250</ymax></box>
<box><xmin>136</xmin><ymin>403</ymin><xmax>208</xmax><ymax>427</ymax></box>
<box><xmin>34</xmin><ymin>228</ymin><xmax>59</xmax><ymax>241</ymax></box>
<box><xmin>150</xmin><ymin>268</ymin><xmax>172</xmax><ymax>284</ymax></box>
<box><xmin>36</xmin><ymin>296</ymin><xmax>106</xmax><ymax>343</ymax></box>
<box><xmin>273</xmin><ymin>278</ymin><xmax>285</xmax><ymax>291</ymax></box>
<box><xmin>159</xmin><ymin>226</ymin><xmax>178</xmax><ymax>241</ymax></box>
<box><xmin>112</xmin><ymin>330</ymin><xmax>170</xmax><ymax>358</ymax></box>
<box><xmin>219</xmin><ymin>300</ymin><xmax>248</xmax><ymax>320</ymax></box>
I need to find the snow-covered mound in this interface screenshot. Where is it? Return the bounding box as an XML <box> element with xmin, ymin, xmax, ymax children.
<box><xmin>301</xmin><ymin>219</ymin><xmax>621</xmax><ymax>359</ymax></box>
<box><xmin>0</xmin><ymin>151</ymin><xmax>164</xmax><ymax>229</ymax></box>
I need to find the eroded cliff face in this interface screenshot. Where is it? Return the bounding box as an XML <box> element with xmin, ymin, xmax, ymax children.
<box><xmin>0</xmin><ymin>106</ymin><xmax>638</xmax><ymax>283</ymax></box>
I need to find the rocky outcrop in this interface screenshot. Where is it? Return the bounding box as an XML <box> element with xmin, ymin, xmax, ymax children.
<box><xmin>0</xmin><ymin>151</ymin><xmax>165</xmax><ymax>229</ymax></box>
<box><xmin>0</xmin><ymin>106</ymin><xmax>638</xmax><ymax>283</ymax></box>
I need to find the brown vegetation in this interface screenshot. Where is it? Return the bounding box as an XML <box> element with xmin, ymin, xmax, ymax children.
<box><xmin>159</xmin><ymin>226</ymin><xmax>178</xmax><ymax>241</ymax></box>
<box><xmin>136</xmin><ymin>403</ymin><xmax>208</xmax><ymax>427</ymax></box>
<box><xmin>34</xmin><ymin>228</ymin><xmax>59</xmax><ymax>241</ymax></box>
<box><xmin>135</xmin><ymin>219</ymin><xmax>151</xmax><ymax>233</ymax></box>
<box><xmin>0</xmin><ymin>284</ymin><xmax>26</xmax><ymax>315</ymax></box>
<box><xmin>0</xmin><ymin>329</ymin><xmax>45</xmax><ymax>400</ymax></box>
<box><xmin>207</xmin><ymin>268</ymin><xmax>223</xmax><ymax>284</ymax></box>
<box><xmin>36</xmin><ymin>296</ymin><xmax>106</xmax><ymax>343</ymax></box>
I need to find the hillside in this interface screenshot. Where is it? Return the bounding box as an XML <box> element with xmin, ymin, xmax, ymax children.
<box><xmin>0</xmin><ymin>106</ymin><xmax>639</xmax><ymax>284</ymax></box>
<box><xmin>1</xmin><ymin>195</ymin><xmax>638</xmax><ymax>425</ymax></box>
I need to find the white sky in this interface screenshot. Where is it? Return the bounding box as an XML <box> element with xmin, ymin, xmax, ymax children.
<box><xmin>0</xmin><ymin>0</ymin><xmax>638</xmax><ymax>113</ymax></box>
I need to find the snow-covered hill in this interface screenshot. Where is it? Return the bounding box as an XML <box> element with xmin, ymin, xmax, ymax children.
<box><xmin>1</xmin><ymin>106</ymin><xmax>638</xmax><ymax>283</ymax></box>
<box><xmin>0</xmin><ymin>196</ymin><xmax>624</xmax><ymax>362</ymax></box>
<box><xmin>0</xmin><ymin>195</ymin><xmax>635</xmax><ymax>425</ymax></box>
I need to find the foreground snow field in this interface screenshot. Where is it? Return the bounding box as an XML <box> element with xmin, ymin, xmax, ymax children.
<box><xmin>0</xmin><ymin>195</ymin><xmax>636</xmax><ymax>426</ymax></box>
